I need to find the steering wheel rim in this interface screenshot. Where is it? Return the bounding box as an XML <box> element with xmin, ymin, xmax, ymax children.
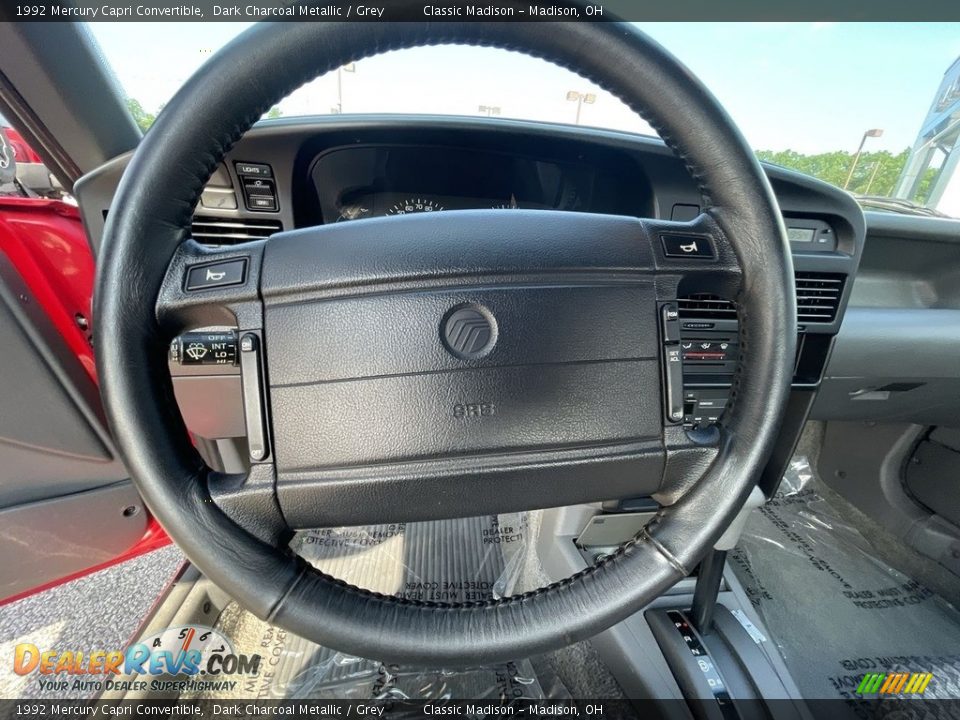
<box><xmin>94</xmin><ymin>17</ymin><xmax>795</xmax><ymax>665</ymax></box>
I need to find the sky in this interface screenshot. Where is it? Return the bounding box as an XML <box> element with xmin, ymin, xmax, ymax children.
<box><xmin>88</xmin><ymin>22</ymin><xmax>960</xmax><ymax>155</ymax></box>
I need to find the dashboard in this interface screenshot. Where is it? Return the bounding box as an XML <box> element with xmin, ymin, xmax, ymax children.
<box><xmin>75</xmin><ymin>115</ymin><xmax>874</xmax><ymax>495</ymax></box>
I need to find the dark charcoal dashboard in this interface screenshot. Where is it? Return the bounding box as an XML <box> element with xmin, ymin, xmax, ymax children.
<box><xmin>75</xmin><ymin>115</ymin><xmax>868</xmax><ymax>496</ymax></box>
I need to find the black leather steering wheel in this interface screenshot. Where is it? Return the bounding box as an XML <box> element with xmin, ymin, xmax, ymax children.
<box><xmin>94</xmin><ymin>16</ymin><xmax>795</xmax><ymax>665</ymax></box>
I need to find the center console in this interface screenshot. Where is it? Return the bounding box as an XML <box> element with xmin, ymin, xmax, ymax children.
<box><xmin>677</xmin><ymin>270</ymin><xmax>846</xmax><ymax>432</ymax></box>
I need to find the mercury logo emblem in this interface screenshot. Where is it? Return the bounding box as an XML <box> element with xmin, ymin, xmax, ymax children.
<box><xmin>441</xmin><ymin>304</ymin><xmax>497</xmax><ymax>360</ymax></box>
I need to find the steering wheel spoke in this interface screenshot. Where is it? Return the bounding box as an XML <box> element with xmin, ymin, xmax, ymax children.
<box><xmin>208</xmin><ymin>462</ymin><xmax>292</xmax><ymax>547</ymax></box>
<box><xmin>643</xmin><ymin>213</ymin><xmax>743</xmax><ymax>302</ymax></box>
<box><xmin>156</xmin><ymin>238</ymin><xmax>267</xmax><ymax>335</ymax></box>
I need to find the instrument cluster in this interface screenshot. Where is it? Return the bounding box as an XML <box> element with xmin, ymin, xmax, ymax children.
<box><xmin>310</xmin><ymin>144</ymin><xmax>643</xmax><ymax>226</ymax></box>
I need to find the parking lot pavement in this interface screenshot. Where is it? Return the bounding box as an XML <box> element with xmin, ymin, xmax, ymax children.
<box><xmin>0</xmin><ymin>545</ymin><xmax>184</xmax><ymax>699</ymax></box>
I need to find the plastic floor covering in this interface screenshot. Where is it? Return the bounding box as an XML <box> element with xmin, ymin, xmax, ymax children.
<box><xmin>730</xmin><ymin>458</ymin><xmax>960</xmax><ymax>703</ymax></box>
<box><xmin>191</xmin><ymin>514</ymin><xmax>569</xmax><ymax>701</ymax></box>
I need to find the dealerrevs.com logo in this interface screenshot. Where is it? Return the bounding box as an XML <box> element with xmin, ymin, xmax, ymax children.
<box><xmin>13</xmin><ymin>625</ymin><xmax>261</xmax><ymax>695</ymax></box>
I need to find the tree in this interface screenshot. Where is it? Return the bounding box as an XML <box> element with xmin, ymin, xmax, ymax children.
<box><xmin>125</xmin><ymin>97</ymin><xmax>156</xmax><ymax>132</ymax></box>
<box><xmin>753</xmin><ymin>147</ymin><xmax>930</xmax><ymax>199</ymax></box>
<box><xmin>126</xmin><ymin>98</ymin><xmax>282</xmax><ymax>130</ymax></box>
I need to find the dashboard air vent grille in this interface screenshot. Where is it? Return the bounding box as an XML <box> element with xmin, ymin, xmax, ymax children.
<box><xmin>679</xmin><ymin>272</ymin><xmax>846</xmax><ymax>324</ymax></box>
<box><xmin>191</xmin><ymin>216</ymin><xmax>282</xmax><ymax>245</ymax></box>
<box><xmin>677</xmin><ymin>294</ymin><xmax>737</xmax><ymax>320</ymax></box>
<box><xmin>794</xmin><ymin>272</ymin><xmax>845</xmax><ymax>323</ymax></box>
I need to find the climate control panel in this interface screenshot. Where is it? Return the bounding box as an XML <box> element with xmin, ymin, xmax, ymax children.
<box><xmin>661</xmin><ymin>303</ymin><xmax>740</xmax><ymax>430</ymax></box>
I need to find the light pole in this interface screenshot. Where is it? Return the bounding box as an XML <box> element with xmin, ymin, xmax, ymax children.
<box><xmin>566</xmin><ymin>90</ymin><xmax>596</xmax><ymax>125</ymax></box>
<box><xmin>479</xmin><ymin>105</ymin><xmax>501</xmax><ymax>117</ymax></box>
<box><xmin>843</xmin><ymin>128</ymin><xmax>883</xmax><ymax>190</ymax></box>
<box><xmin>864</xmin><ymin>160</ymin><xmax>884</xmax><ymax>195</ymax></box>
<box><xmin>335</xmin><ymin>63</ymin><xmax>356</xmax><ymax>114</ymax></box>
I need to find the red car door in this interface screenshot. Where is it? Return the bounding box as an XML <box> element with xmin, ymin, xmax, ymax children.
<box><xmin>0</xmin><ymin>127</ymin><xmax>169</xmax><ymax>606</ymax></box>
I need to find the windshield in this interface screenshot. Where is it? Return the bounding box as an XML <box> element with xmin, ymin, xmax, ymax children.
<box><xmin>89</xmin><ymin>22</ymin><xmax>960</xmax><ymax>218</ymax></box>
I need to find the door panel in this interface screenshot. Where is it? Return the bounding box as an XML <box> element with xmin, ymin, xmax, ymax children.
<box><xmin>0</xmin><ymin>197</ymin><xmax>163</xmax><ymax>601</ymax></box>
<box><xmin>0</xmin><ymin>483</ymin><xmax>148</xmax><ymax>600</ymax></box>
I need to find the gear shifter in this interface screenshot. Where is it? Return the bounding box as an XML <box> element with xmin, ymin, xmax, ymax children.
<box><xmin>690</xmin><ymin>548</ymin><xmax>727</xmax><ymax>634</ymax></box>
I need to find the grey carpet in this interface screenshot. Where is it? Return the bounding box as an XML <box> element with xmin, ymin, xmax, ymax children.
<box><xmin>0</xmin><ymin>545</ymin><xmax>184</xmax><ymax>699</ymax></box>
<box><xmin>730</xmin><ymin>457</ymin><xmax>960</xmax><ymax>703</ymax></box>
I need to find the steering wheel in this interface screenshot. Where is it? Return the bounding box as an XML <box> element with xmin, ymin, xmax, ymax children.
<box><xmin>95</xmin><ymin>17</ymin><xmax>795</xmax><ymax>665</ymax></box>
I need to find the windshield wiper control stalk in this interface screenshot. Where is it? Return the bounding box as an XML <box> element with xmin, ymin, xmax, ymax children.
<box><xmin>169</xmin><ymin>331</ymin><xmax>239</xmax><ymax>366</ymax></box>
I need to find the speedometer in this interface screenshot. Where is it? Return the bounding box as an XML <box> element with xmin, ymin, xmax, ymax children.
<box><xmin>387</xmin><ymin>198</ymin><xmax>444</xmax><ymax>215</ymax></box>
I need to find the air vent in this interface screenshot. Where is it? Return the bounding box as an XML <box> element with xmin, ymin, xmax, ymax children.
<box><xmin>679</xmin><ymin>272</ymin><xmax>846</xmax><ymax>324</ymax></box>
<box><xmin>677</xmin><ymin>295</ymin><xmax>737</xmax><ymax>320</ymax></box>
<box><xmin>191</xmin><ymin>216</ymin><xmax>282</xmax><ymax>245</ymax></box>
<box><xmin>795</xmin><ymin>272</ymin><xmax>845</xmax><ymax>323</ymax></box>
